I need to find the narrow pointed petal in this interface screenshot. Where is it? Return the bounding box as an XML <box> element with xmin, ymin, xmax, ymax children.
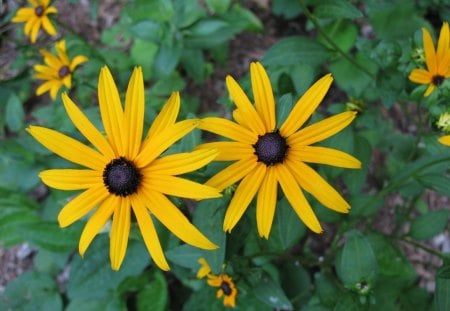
<box><xmin>79</xmin><ymin>195</ymin><xmax>116</xmax><ymax>256</ymax></box>
<box><xmin>44</xmin><ymin>6</ymin><xmax>57</xmax><ymax>14</ymax></box>
<box><xmin>123</xmin><ymin>67</ymin><xmax>144</xmax><ymax>158</ymax></box>
<box><xmin>223</xmin><ymin>163</ymin><xmax>266</xmax><ymax>232</ymax></box>
<box><xmin>424</xmin><ymin>84</ymin><xmax>436</xmax><ymax>97</ymax></box>
<box><xmin>250</xmin><ymin>62</ymin><xmax>276</xmax><ymax>131</ymax></box>
<box><xmin>146</xmin><ymin>92</ymin><xmax>180</xmax><ymax>140</ymax></box>
<box><xmin>98</xmin><ymin>66</ymin><xmax>124</xmax><ymax>155</ymax></box>
<box><xmin>39</xmin><ymin>169</ymin><xmax>101</xmax><ymax>190</ymax></box>
<box><xmin>143</xmin><ymin>189</ymin><xmax>217</xmax><ymax>249</ymax></box>
<box><xmin>27</xmin><ymin>126</ymin><xmax>107</xmax><ymax>170</ymax></box>
<box><xmin>56</xmin><ymin>41</ymin><xmax>70</xmax><ymax>65</ymax></box>
<box><xmin>41</xmin><ymin>16</ymin><xmax>56</xmax><ymax>35</ymax></box>
<box><xmin>144</xmin><ymin>175</ymin><xmax>221</xmax><ymax>199</ymax></box>
<box><xmin>34</xmin><ymin>64</ymin><xmax>57</xmax><ymax>76</ymax></box>
<box><xmin>62</xmin><ymin>93</ymin><xmax>115</xmax><ymax>159</ymax></box>
<box><xmin>40</xmin><ymin>51</ymin><xmax>62</xmax><ymax>70</ymax></box>
<box><xmin>280</xmin><ymin>74</ymin><xmax>333</xmax><ymax>137</ymax></box>
<box><xmin>409</xmin><ymin>69</ymin><xmax>432</xmax><ymax>84</ymax></box>
<box><xmin>275</xmin><ymin>164</ymin><xmax>322</xmax><ymax>233</ymax></box>
<box><xmin>30</xmin><ymin>18</ymin><xmax>41</xmax><ymax>44</ymax></box>
<box><xmin>206</xmin><ymin>156</ymin><xmax>258</xmax><ymax>191</ymax></box>
<box><xmin>438</xmin><ymin>135</ymin><xmax>450</xmax><ymax>146</ymax></box>
<box><xmin>69</xmin><ymin>55</ymin><xmax>88</xmax><ymax>71</ymax></box>
<box><xmin>35</xmin><ymin>81</ymin><xmax>55</xmax><ymax>96</ymax></box>
<box><xmin>24</xmin><ymin>16</ymin><xmax>36</xmax><ymax>35</ymax></box>
<box><xmin>288</xmin><ymin>111</ymin><xmax>357</xmax><ymax>147</ymax></box>
<box><xmin>256</xmin><ymin>167</ymin><xmax>277</xmax><ymax>238</ymax></box>
<box><xmin>49</xmin><ymin>82</ymin><xmax>61</xmax><ymax>100</ymax></box>
<box><xmin>286</xmin><ymin>159</ymin><xmax>350</xmax><ymax>213</ymax></box>
<box><xmin>198</xmin><ymin>118</ymin><xmax>257</xmax><ymax>145</ymax></box>
<box><xmin>136</xmin><ymin>119</ymin><xmax>199</xmax><ymax>168</ymax></box>
<box><xmin>226</xmin><ymin>75</ymin><xmax>265</xmax><ymax>135</ymax></box>
<box><xmin>131</xmin><ymin>195</ymin><xmax>170</xmax><ymax>271</ymax></box>
<box><xmin>289</xmin><ymin>146</ymin><xmax>361</xmax><ymax>168</ymax></box>
<box><xmin>110</xmin><ymin>197</ymin><xmax>131</xmax><ymax>270</ymax></box>
<box><xmin>423</xmin><ymin>27</ymin><xmax>437</xmax><ymax>74</ymax></box>
<box><xmin>195</xmin><ymin>142</ymin><xmax>254</xmax><ymax>161</ymax></box>
<box><xmin>436</xmin><ymin>22</ymin><xmax>449</xmax><ymax>70</ymax></box>
<box><xmin>12</xmin><ymin>8</ymin><xmax>34</xmax><ymax>22</ymax></box>
<box><xmin>144</xmin><ymin>149</ymin><xmax>218</xmax><ymax>175</ymax></box>
<box><xmin>57</xmin><ymin>185</ymin><xmax>109</xmax><ymax>227</ymax></box>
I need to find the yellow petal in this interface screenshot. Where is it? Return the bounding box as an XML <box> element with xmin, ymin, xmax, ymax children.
<box><xmin>44</xmin><ymin>6</ymin><xmax>57</xmax><ymax>14</ymax></box>
<box><xmin>143</xmin><ymin>175</ymin><xmax>221</xmax><ymax>199</ymax></box>
<box><xmin>136</xmin><ymin>119</ymin><xmax>199</xmax><ymax>168</ymax></box>
<box><xmin>24</xmin><ymin>16</ymin><xmax>36</xmax><ymax>35</ymax></box>
<box><xmin>286</xmin><ymin>159</ymin><xmax>350</xmax><ymax>213</ymax></box>
<box><xmin>423</xmin><ymin>27</ymin><xmax>437</xmax><ymax>74</ymax></box>
<box><xmin>250</xmin><ymin>62</ymin><xmax>276</xmax><ymax>131</ymax></box>
<box><xmin>206</xmin><ymin>156</ymin><xmax>258</xmax><ymax>191</ymax></box>
<box><xmin>69</xmin><ymin>55</ymin><xmax>88</xmax><ymax>72</ymax></box>
<box><xmin>12</xmin><ymin>8</ymin><xmax>34</xmax><ymax>22</ymax></box>
<box><xmin>61</xmin><ymin>93</ymin><xmax>115</xmax><ymax>159</ymax></box>
<box><xmin>41</xmin><ymin>16</ymin><xmax>56</xmax><ymax>35</ymax></box>
<box><xmin>280</xmin><ymin>73</ymin><xmax>333</xmax><ymax>137</ymax></box>
<box><xmin>195</xmin><ymin>141</ymin><xmax>253</xmax><ymax>161</ymax></box>
<box><xmin>27</xmin><ymin>126</ymin><xmax>107</xmax><ymax>170</ymax></box>
<box><xmin>289</xmin><ymin>146</ymin><xmax>361</xmax><ymax>168</ymax></box>
<box><xmin>409</xmin><ymin>68</ymin><xmax>432</xmax><ymax>84</ymax></box>
<box><xmin>256</xmin><ymin>166</ymin><xmax>277</xmax><ymax>239</ymax></box>
<box><xmin>424</xmin><ymin>84</ymin><xmax>436</xmax><ymax>97</ymax></box>
<box><xmin>110</xmin><ymin>197</ymin><xmax>131</xmax><ymax>270</ymax></box>
<box><xmin>196</xmin><ymin>257</ymin><xmax>211</xmax><ymax>278</ymax></box>
<box><xmin>56</xmin><ymin>40</ymin><xmax>70</xmax><ymax>65</ymax></box>
<box><xmin>123</xmin><ymin>67</ymin><xmax>144</xmax><ymax>159</ymax></box>
<box><xmin>198</xmin><ymin>117</ymin><xmax>257</xmax><ymax>145</ymax></box>
<box><xmin>437</xmin><ymin>22</ymin><xmax>449</xmax><ymax>71</ymax></box>
<box><xmin>223</xmin><ymin>163</ymin><xmax>266</xmax><ymax>232</ymax></box>
<box><xmin>40</xmin><ymin>50</ymin><xmax>62</xmax><ymax>70</ymax></box>
<box><xmin>79</xmin><ymin>195</ymin><xmax>116</xmax><ymax>256</ymax></box>
<box><xmin>98</xmin><ymin>66</ymin><xmax>124</xmax><ymax>156</ymax></box>
<box><xmin>35</xmin><ymin>80</ymin><xmax>54</xmax><ymax>96</ymax></box>
<box><xmin>275</xmin><ymin>164</ymin><xmax>322</xmax><ymax>233</ymax></box>
<box><xmin>288</xmin><ymin>111</ymin><xmax>357</xmax><ymax>147</ymax></box>
<box><xmin>142</xmin><ymin>189</ymin><xmax>217</xmax><ymax>249</ymax></box>
<box><xmin>34</xmin><ymin>64</ymin><xmax>57</xmax><ymax>76</ymax></box>
<box><xmin>57</xmin><ymin>185</ymin><xmax>109</xmax><ymax>227</ymax></box>
<box><xmin>438</xmin><ymin>135</ymin><xmax>450</xmax><ymax>146</ymax></box>
<box><xmin>30</xmin><ymin>18</ymin><xmax>41</xmax><ymax>44</ymax></box>
<box><xmin>50</xmin><ymin>82</ymin><xmax>62</xmax><ymax>100</ymax></box>
<box><xmin>144</xmin><ymin>148</ymin><xmax>218</xmax><ymax>175</ymax></box>
<box><xmin>39</xmin><ymin>169</ymin><xmax>101</xmax><ymax>190</ymax></box>
<box><xmin>146</xmin><ymin>92</ymin><xmax>180</xmax><ymax>140</ymax></box>
<box><xmin>131</xmin><ymin>195</ymin><xmax>170</xmax><ymax>271</ymax></box>
<box><xmin>226</xmin><ymin>75</ymin><xmax>265</xmax><ymax>135</ymax></box>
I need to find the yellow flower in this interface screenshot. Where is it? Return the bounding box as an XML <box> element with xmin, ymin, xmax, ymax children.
<box><xmin>33</xmin><ymin>40</ymin><xmax>88</xmax><ymax>100</ymax></box>
<box><xmin>27</xmin><ymin>66</ymin><xmax>220</xmax><ymax>270</ymax></box>
<box><xmin>197</xmin><ymin>62</ymin><xmax>361</xmax><ymax>237</ymax></box>
<box><xmin>409</xmin><ymin>22</ymin><xmax>450</xmax><ymax>96</ymax></box>
<box><xmin>438</xmin><ymin>135</ymin><xmax>450</xmax><ymax>146</ymax></box>
<box><xmin>197</xmin><ymin>257</ymin><xmax>212</xmax><ymax>279</ymax></box>
<box><xmin>207</xmin><ymin>274</ymin><xmax>238</xmax><ymax>308</ymax></box>
<box><xmin>11</xmin><ymin>0</ymin><xmax>57</xmax><ymax>44</ymax></box>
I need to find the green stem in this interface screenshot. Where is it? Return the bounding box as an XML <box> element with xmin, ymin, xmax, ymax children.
<box><xmin>399</xmin><ymin>236</ymin><xmax>450</xmax><ymax>260</ymax></box>
<box><xmin>298</xmin><ymin>0</ymin><xmax>376</xmax><ymax>80</ymax></box>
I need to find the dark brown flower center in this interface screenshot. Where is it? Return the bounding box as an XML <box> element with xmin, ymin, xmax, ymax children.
<box><xmin>34</xmin><ymin>5</ymin><xmax>44</xmax><ymax>17</ymax></box>
<box><xmin>220</xmin><ymin>281</ymin><xmax>232</xmax><ymax>296</ymax></box>
<box><xmin>253</xmin><ymin>130</ymin><xmax>288</xmax><ymax>166</ymax></box>
<box><xmin>432</xmin><ymin>75</ymin><xmax>445</xmax><ymax>86</ymax></box>
<box><xmin>58</xmin><ymin>66</ymin><xmax>71</xmax><ymax>78</ymax></box>
<box><xmin>103</xmin><ymin>157</ymin><xmax>141</xmax><ymax>197</ymax></box>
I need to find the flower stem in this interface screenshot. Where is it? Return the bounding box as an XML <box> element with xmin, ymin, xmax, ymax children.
<box><xmin>399</xmin><ymin>236</ymin><xmax>450</xmax><ymax>260</ymax></box>
<box><xmin>298</xmin><ymin>0</ymin><xmax>376</xmax><ymax>80</ymax></box>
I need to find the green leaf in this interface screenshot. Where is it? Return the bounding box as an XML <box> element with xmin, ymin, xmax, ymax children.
<box><xmin>314</xmin><ymin>273</ymin><xmax>343</xmax><ymax>307</ymax></box>
<box><xmin>336</xmin><ymin>230</ymin><xmax>377</xmax><ymax>292</ymax></box>
<box><xmin>410</xmin><ymin>210</ymin><xmax>450</xmax><ymax>240</ymax></box>
<box><xmin>252</xmin><ymin>273</ymin><xmax>293</xmax><ymax>310</ymax></box>
<box><xmin>204</xmin><ymin>0</ymin><xmax>230</xmax><ymax>14</ymax></box>
<box><xmin>263</xmin><ymin>36</ymin><xmax>330</xmax><ymax>67</ymax></box>
<box><xmin>125</xmin><ymin>0</ymin><xmax>174</xmax><ymax>22</ymax></box>
<box><xmin>66</xmin><ymin>296</ymin><xmax>126</xmax><ymax>311</ymax></box>
<box><xmin>5</xmin><ymin>92</ymin><xmax>24</xmax><ymax>132</ymax></box>
<box><xmin>181</xmin><ymin>49</ymin><xmax>207</xmax><ymax>83</ymax></box>
<box><xmin>314</xmin><ymin>0</ymin><xmax>362</xmax><ymax>19</ymax></box>
<box><xmin>276</xmin><ymin>94</ymin><xmax>294</xmax><ymax>128</ymax></box>
<box><xmin>280</xmin><ymin>260</ymin><xmax>311</xmax><ymax>305</ymax></box>
<box><xmin>129</xmin><ymin>20</ymin><xmax>162</xmax><ymax>42</ymax></box>
<box><xmin>184</xmin><ymin>19</ymin><xmax>236</xmax><ymax>48</ymax></box>
<box><xmin>436</xmin><ymin>264</ymin><xmax>450</xmax><ymax>311</ymax></box>
<box><xmin>137</xmin><ymin>270</ymin><xmax>168</xmax><ymax>311</ymax></box>
<box><xmin>130</xmin><ymin>39</ymin><xmax>158</xmax><ymax>80</ymax></box>
<box><xmin>417</xmin><ymin>173</ymin><xmax>450</xmax><ymax>196</ymax></box>
<box><xmin>0</xmin><ymin>210</ymin><xmax>39</xmax><ymax>246</ymax></box>
<box><xmin>153</xmin><ymin>43</ymin><xmax>182</xmax><ymax>78</ymax></box>
<box><xmin>166</xmin><ymin>244</ymin><xmax>204</xmax><ymax>270</ymax></box>
<box><xmin>272</xmin><ymin>0</ymin><xmax>302</xmax><ymax>19</ymax></box>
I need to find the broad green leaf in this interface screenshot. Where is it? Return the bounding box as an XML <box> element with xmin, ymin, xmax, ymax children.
<box><xmin>417</xmin><ymin>174</ymin><xmax>450</xmax><ymax>196</ymax></box>
<box><xmin>280</xmin><ymin>260</ymin><xmax>311</xmax><ymax>305</ymax></box>
<box><xmin>343</xmin><ymin>136</ymin><xmax>371</xmax><ymax>195</ymax></box>
<box><xmin>436</xmin><ymin>265</ymin><xmax>450</xmax><ymax>311</ymax></box>
<box><xmin>314</xmin><ymin>0</ymin><xmax>362</xmax><ymax>19</ymax></box>
<box><xmin>336</xmin><ymin>230</ymin><xmax>377</xmax><ymax>292</ymax></box>
<box><xmin>349</xmin><ymin>194</ymin><xmax>383</xmax><ymax>218</ymax></box>
<box><xmin>314</xmin><ymin>273</ymin><xmax>343</xmax><ymax>307</ymax></box>
<box><xmin>165</xmin><ymin>244</ymin><xmax>204</xmax><ymax>270</ymax></box>
<box><xmin>410</xmin><ymin>210</ymin><xmax>450</xmax><ymax>240</ymax></box>
<box><xmin>0</xmin><ymin>210</ymin><xmax>39</xmax><ymax>246</ymax></box>
<box><xmin>130</xmin><ymin>39</ymin><xmax>158</xmax><ymax>80</ymax></box>
<box><xmin>272</xmin><ymin>0</ymin><xmax>302</xmax><ymax>19</ymax></box>
<box><xmin>276</xmin><ymin>94</ymin><xmax>294</xmax><ymax>128</ymax></box>
<box><xmin>318</xmin><ymin>20</ymin><xmax>358</xmax><ymax>54</ymax></box>
<box><xmin>66</xmin><ymin>296</ymin><xmax>125</xmax><ymax>311</ymax></box>
<box><xmin>137</xmin><ymin>270</ymin><xmax>168</xmax><ymax>311</ymax></box>
<box><xmin>153</xmin><ymin>43</ymin><xmax>182</xmax><ymax>78</ymax></box>
<box><xmin>180</xmin><ymin>49</ymin><xmax>207</xmax><ymax>83</ymax></box>
<box><xmin>263</xmin><ymin>36</ymin><xmax>330</xmax><ymax>67</ymax></box>
<box><xmin>252</xmin><ymin>273</ymin><xmax>293</xmax><ymax>310</ymax></box>
<box><xmin>5</xmin><ymin>93</ymin><xmax>24</xmax><ymax>132</ymax></box>
<box><xmin>124</xmin><ymin>0</ymin><xmax>174</xmax><ymax>22</ymax></box>
<box><xmin>204</xmin><ymin>0</ymin><xmax>230</xmax><ymax>14</ymax></box>
<box><xmin>129</xmin><ymin>20</ymin><xmax>162</xmax><ymax>42</ymax></box>
<box><xmin>184</xmin><ymin>19</ymin><xmax>236</xmax><ymax>48</ymax></box>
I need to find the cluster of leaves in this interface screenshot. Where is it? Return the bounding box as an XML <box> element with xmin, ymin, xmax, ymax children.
<box><xmin>1</xmin><ymin>0</ymin><xmax>450</xmax><ymax>310</ymax></box>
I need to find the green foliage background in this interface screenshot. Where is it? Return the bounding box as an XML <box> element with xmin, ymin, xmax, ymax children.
<box><xmin>1</xmin><ymin>0</ymin><xmax>450</xmax><ymax>310</ymax></box>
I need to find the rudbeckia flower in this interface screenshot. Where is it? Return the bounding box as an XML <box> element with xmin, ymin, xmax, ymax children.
<box><xmin>207</xmin><ymin>274</ymin><xmax>238</xmax><ymax>308</ymax></box>
<box><xmin>409</xmin><ymin>22</ymin><xmax>450</xmax><ymax>96</ymax></box>
<box><xmin>27</xmin><ymin>66</ymin><xmax>220</xmax><ymax>270</ymax></box>
<box><xmin>197</xmin><ymin>257</ymin><xmax>212</xmax><ymax>279</ymax></box>
<box><xmin>438</xmin><ymin>135</ymin><xmax>450</xmax><ymax>146</ymax></box>
<box><xmin>11</xmin><ymin>0</ymin><xmax>57</xmax><ymax>44</ymax></box>
<box><xmin>34</xmin><ymin>40</ymin><xmax>88</xmax><ymax>100</ymax></box>
<box><xmin>197</xmin><ymin>62</ymin><xmax>361</xmax><ymax>237</ymax></box>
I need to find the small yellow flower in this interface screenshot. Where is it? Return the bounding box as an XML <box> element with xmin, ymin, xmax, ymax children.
<box><xmin>409</xmin><ymin>22</ymin><xmax>450</xmax><ymax>96</ymax></box>
<box><xmin>436</xmin><ymin>112</ymin><xmax>450</xmax><ymax>133</ymax></box>
<box><xmin>34</xmin><ymin>40</ymin><xmax>88</xmax><ymax>100</ymax></box>
<box><xmin>197</xmin><ymin>62</ymin><xmax>361</xmax><ymax>237</ymax></box>
<box><xmin>207</xmin><ymin>274</ymin><xmax>238</xmax><ymax>308</ymax></box>
<box><xmin>197</xmin><ymin>257</ymin><xmax>212</xmax><ymax>279</ymax></box>
<box><xmin>11</xmin><ymin>0</ymin><xmax>57</xmax><ymax>44</ymax></box>
<box><xmin>27</xmin><ymin>66</ymin><xmax>220</xmax><ymax>270</ymax></box>
<box><xmin>438</xmin><ymin>135</ymin><xmax>450</xmax><ymax>146</ymax></box>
